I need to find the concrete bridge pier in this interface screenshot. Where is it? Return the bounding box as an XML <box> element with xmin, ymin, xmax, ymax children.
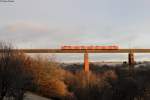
<box><xmin>128</xmin><ymin>51</ymin><xmax>135</xmax><ymax>74</ymax></box>
<box><xmin>128</xmin><ymin>51</ymin><xmax>135</xmax><ymax>66</ymax></box>
<box><xmin>84</xmin><ymin>53</ymin><xmax>89</xmax><ymax>72</ymax></box>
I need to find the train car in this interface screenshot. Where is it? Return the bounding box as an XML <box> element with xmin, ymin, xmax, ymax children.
<box><xmin>61</xmin><ymin>45</ymin><xmax>119</xmax><ymax>50</ymax></box>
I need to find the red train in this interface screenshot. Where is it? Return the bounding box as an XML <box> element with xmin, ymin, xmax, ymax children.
<box><xmin>61</xmin><ymin>45</ymin><xmax>119</xmax><ymax>50</ymax></box>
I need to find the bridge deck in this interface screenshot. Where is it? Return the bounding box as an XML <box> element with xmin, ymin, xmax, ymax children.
<box><xmin>1</xmin><ymin>49</ymin><xmax>150</xmax><ymax>53</ymax></box>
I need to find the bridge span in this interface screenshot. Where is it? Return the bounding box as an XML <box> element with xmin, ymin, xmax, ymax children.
<box><xmin>1</xmin><ymin>48</ymin><xmax>150</xmax><ymax>72</ymax></box>
<box><xmin>1</xmin><ymin>49</ymin><xmax>150</xmax><ymax>53</ymax></box>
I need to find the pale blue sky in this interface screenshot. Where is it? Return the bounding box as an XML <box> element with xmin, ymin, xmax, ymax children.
<box><xmin>0</xmin><ymin>0</ymin><xmax>150</xmax><ymax>62</ymax></box>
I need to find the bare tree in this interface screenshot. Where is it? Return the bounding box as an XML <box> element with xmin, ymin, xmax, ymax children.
<box><xmin>0</xmin><ymin>42</ymin><xmax>33</xmax><ymax>100</ymax></box>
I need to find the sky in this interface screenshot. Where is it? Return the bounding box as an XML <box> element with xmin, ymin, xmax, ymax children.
<box><xmin>0</xmin><ymin>0</ymin><xmax>150</xmax><ymax>62</ymax></box>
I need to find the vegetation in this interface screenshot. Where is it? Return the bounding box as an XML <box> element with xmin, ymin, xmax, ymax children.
<box><xmin>0</xmin><ymin>42</ymin><xmax>33</xmax><ymax>100</ymax></box>
<box><xmin>0</xmin><ymin>42</ymin><xmax>150</xmax><ymax>100</ymax></box>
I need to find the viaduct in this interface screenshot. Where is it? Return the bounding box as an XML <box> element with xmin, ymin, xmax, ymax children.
<box><xmin>1</xmin><ymin>48</ymin><xmax>150</xmax><ymax>72</ymax></box>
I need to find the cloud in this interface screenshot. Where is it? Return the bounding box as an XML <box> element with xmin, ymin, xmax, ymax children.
<box><xmin>0</xmin><ymin>19</ymin><xmax>149</xmax><ymax>49</ymax></box>
<box><xmin>3</xmin><ymin>21</ymin><xmax>49</xmax><ymax>33</ymax></box>
<box><xmin>0</xmin><ymin>20</ymin><xmax>146</xmax><ymax>50</ymax></box>
<box><xmin>0</xmin><ymin>21</ymin><xmax>60</xmax><ymax>48</ymax></box>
